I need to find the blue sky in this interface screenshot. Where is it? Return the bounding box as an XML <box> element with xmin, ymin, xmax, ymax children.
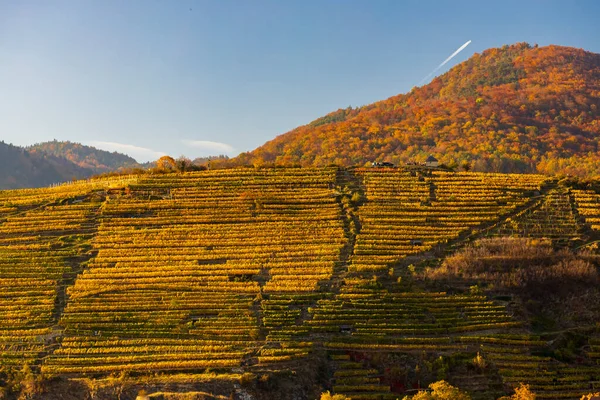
<box><xmin>1</xmin><ymin>1</ymin><xmax>599</xmax><ymax>162</ymax></box>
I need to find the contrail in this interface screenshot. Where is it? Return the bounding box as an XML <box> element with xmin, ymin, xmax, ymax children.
<box><xmin>419</xmin><ymin>40</ymin><xmax>472</xmax><ymax>85</ymax></box>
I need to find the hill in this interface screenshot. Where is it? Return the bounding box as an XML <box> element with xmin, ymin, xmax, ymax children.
<box><xmin>1</xmin><ymin>167</ymin><xmax>600</xmax><ymax>399</ymax></box>
<box><xmin>233</xmin><ymin>43</ymin><xmax>600</xmax><ymax>176</ymax></box>
<box><xmin>0</xmin><ymin>141</ymin><xmax>146</xmax><ymax>190</ymax></box>
<box><xmin>28</xmin><ymin>140</ymin><xmax>142</xmax><ymax>173</ymax></box>
<box><xmin>0</xmin><ymin>141</ymin><xmax>94</xmax><ymax>189</ymax></box>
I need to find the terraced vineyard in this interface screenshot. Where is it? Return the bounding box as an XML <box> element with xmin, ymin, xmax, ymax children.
<box><xmin>492</xmin><ymin>187</ymin><xmax>581</xmax><ymax>241</ymax></box>
<box><xmin>573</xmin><ymin>189</ymin><xmax>600</xmax><ymax>231</ymax></box>
<box><xmin>353</xmin><ymin>169</ymin><xmax>547</xmax><ymax>272</ymax></box>
<box><xmin>0</xmin><ymin>167</ymin><xmax>599</xmax><ymax>400</ymax></box>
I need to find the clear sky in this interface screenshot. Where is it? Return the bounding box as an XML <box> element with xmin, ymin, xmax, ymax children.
<box><xmin>1</xmin><ymin>1</ymin><xmax>599</xmax><ymax>162</ymax></box>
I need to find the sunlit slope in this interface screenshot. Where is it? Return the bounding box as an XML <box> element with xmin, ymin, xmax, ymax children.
<box><xmin>310</xmin><ymin>169</ymin><xmax>600</xmax><ymax>400</ymax></box>
<box><xmin>234</xmin><ymin>44</ymin><xmax>600</xmax><ymax>177</ymax></box>
<box><xmin>0</xmin><ymin>177</ymin><xmax>137</xmax><ymax>369</ymax></box>
<box><xmin>2</xmin><ymin>168</ymin><xmax>600</xmax><ymax>399</ymax></box>
<box><xmin>43</xmin><ymin>168</ymin><xmax>346</xmax><ymax>376</ymax></box>
<box><xmin>352</xmin><ymin>169</ymin><xmax>548</xmax><ymax>272</ymax></box>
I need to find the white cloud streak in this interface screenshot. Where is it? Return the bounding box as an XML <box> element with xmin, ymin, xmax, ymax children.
<box><xmin>88</xmin><ymin>141</ymin><xmax>166</xmax><ymax>162</ymax></box>
<box><xmin>419</xmin><ymin>40</ymin><xmax>472</xmax><ymax>85</ymax></box>
<box><xmin>182</xmin><ymin>139</ymin><xmax>235</xmax><ymax>155</ymax></box>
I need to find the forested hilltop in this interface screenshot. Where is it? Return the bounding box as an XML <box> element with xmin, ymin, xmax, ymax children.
<box><xmin>231</xmin><ymin>43</ymin><xmax>600</xmax><ymax>176</ymax></box>
<box><xmin>28</xmin><ymin>141</ymin><xmax>142</xmax><ymax>173</ymax></box>
<box><xmin>0</xmin><ymin>141</ymin><xmax>93</xmax><ymax>189</ymax></box>
<box><xmin>2</xmin><ymin>167</ymin><xmax>600</xmax><ymax>399</ymax></box>
<box><xmin>0</xmin><ymin>141</ymin><xmax>143</xmax><ymax>190</ymax></box>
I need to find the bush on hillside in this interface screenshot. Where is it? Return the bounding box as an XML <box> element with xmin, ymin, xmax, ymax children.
<box><xmin>401</xmin><ymin>380</ymin><xmax>471</xmax><ymax>400</ymax></box>
<box><xmin>424</xmin><ymin>237</ymin><xmax>599</xmax><ymax>294</ymax></box>
<box><xmin>320</xmin><ymin>391</ymin><xmax>351</xmax><ymax>400</ymax></box>
<box><xmin>580</xmin><ymin>393</ymin><xmax>600</xmax><ymax>400</ymax></box>
<box><xmin>498</xmin><ymin>383</ymin><xmax>536</xmax><ymax>399</ymax></box>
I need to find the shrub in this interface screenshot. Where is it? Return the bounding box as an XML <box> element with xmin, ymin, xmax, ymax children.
<box><xmin>350</xmin><ymin>191</ymin><xmax>363</xmax><ymax>205</ymax></box>
<box><xmin>135</xmin><ymin>389</ymin><xmax>150</xmax><ymax>400</ymax></box>
<box><xmin>424</xmin><ymin>237</ymin><xmax>599</xmax><ymax>294</ymax></box>
<box><xmin>580</xmin><ymin>393</ymin><xmax>600</xmax><ymax>400</ymax></box>
<box><xmin>473</xmin><ymin>352</ymin><xmax>487</xmax><ymax>370</ymax></box>
<box><xmin>320</xmin><ymin>391</ymin><xmax>351</xmax><ymax>400</ymax></box>
<box><xmin>498</xmin><ymin>383</ymin><xmax>536</xmax><ymax>400</ymax></box>
<box><xmin>402</xmin><ymin>380</ymin><xmax>471</xmax><ymax>400</ymax></box>
<box><xmin>239</xmin><ymin>372</ymin><xmax>256</xmax><ymax>386</ymax></box>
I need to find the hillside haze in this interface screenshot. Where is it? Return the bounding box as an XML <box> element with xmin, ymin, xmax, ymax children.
<box><xmin>0</xmin><ymin>141</ymin><xmax>144</xmax><ymax>190</ymax></box>
<box><xmin>0</xmin><ymin>141</ymin><xmax>94</xmax><ymax>189</ymax></box>
<box><xmin>234</xmin><ymin>43</ymin><xmax>600</xmax><ymax>176</ymax></box>
<box><xmin>28</xmin><ymin>141</ymin><xmax>142</xmax><ymax>173</ymax></box>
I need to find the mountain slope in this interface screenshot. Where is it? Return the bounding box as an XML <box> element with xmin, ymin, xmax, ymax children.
<box><xmin>28</xmin><ymin>140</ymin><xmax>141</xmax><ymax>173</ymax></box>
<box><xmin>1</xmin><ymin>169</ymin><xmax>600</xmax><ymax>399</ymax></box>
<box><xmin>233</xmin><ymin>43</ymin><xmax>600</xmax><ymax>176</ymax></box>
<box><xmin>0</xmin><ymin>141</ymin><xmax>94</xmax><ymax>189</ymax></box>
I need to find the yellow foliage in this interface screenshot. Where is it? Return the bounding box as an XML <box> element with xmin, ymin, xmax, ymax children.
<box><xmin>473</xmin><ymin>352</ymin><xmax>487</xmax><ymax>369</ymax></box>
<box><xmin>320</xmin><ymin>391</ymin><xmax>351</xmax><ymax>400</ymax></box>
<box><xmin>402</xmin><ymin>380</ymin><xmax>471</xmax><ymax>400</ymax></box>
<box><xmin>580</xmin><ymin>393</ymin><xmax>600</xmax><ymax>400</ymax></box>
<box><xmin>498</xmin><ymin>383</ymin><xmax>536</xmax><ymax>400</ymax></box>
<box><xmin>156</xmin><ymin>155</ymin><xmax>176</xmax><ymax>171</ymax></box>
<box><xmin>512</xmin><ymin>383</ymin><xmax>536</xmax><ymax>400</ymax></box>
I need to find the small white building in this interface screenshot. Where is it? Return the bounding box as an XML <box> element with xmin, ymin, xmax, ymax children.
<box><xmin>425</xmin><ymin>155</ymin><xmax>439</xmax><ymax>167</ymax></box>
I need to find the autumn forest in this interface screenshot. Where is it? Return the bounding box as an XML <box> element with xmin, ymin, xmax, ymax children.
<box><xmin>229</xmin><ymin>44</ymin><xmax>600</xmax><ymax>177</ymax></box>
